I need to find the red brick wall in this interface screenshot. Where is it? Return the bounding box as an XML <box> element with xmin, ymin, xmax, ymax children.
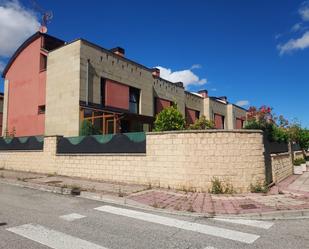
<box><xmin>236</xmin><ymin>118</ymin><xmax>244</xmax><ymax>129</ymax></box>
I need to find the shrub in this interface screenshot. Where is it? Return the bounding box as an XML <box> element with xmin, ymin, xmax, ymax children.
<box><xmin>209</xmin><ymin>177</ymin><xmax>234</xmax><ymax>194</ymax></box>
<box><xmin>154</xmin><ymin>104</ymin><xmax>185</xmax><ymax>131</ymax></box>
<box><xmin>188</xmin><ymin>115</ymin><xmax>215</xmax><ymax>130</ymax></box>
<box><xmin>293</xmin><ymin>158</ymin><xmax>306</xmax><ymax>166</ymax></box>
<box><xmin>80</xmin><ymin>120</ymin><xmax>101</xmax><ymax>136</ymax></box>
<box><xmin>250</xmin><ymin>181</ymin><xmax>269</xmax><ymax>193</ymax></box>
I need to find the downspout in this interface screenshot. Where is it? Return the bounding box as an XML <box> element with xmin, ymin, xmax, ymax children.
<box><xmin>86</xmin><ymin>59</ymin><xmax>89</xmax><ymax>105</ymax></box>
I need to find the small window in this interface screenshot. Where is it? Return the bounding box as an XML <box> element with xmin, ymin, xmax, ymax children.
<box><xmin>40</xmin><ymin>54</ymin><xmax>47</xmax><ymax>71</ymax></box>
<box><xmin>38</xmin><ymin>105</ymin><xmax>46</xmax><ymax>114</ymax></box>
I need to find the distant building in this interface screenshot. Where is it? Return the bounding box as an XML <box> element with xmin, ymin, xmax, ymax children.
<box><xmin>1</xmin><ymin>32</ymin><xmax>247</xmax><ymax>137</ymax></box>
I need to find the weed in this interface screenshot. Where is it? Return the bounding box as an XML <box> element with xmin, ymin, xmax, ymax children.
<box><xmin>118</xmin><ymin>188</ymin><xmax>124</xmax><ymax>197</ymax></box>
<box><xmin>151</xmin><ymin>202</ymin><xmax>159</xmax><ymax>208</ymax></box>
<box><xmin>250</xmin><ymin>181</ymin><xmax>269</xmax><ymax>193</ymax></box>
<box><xmin>209</xmin><ymin>177</ymin><xmax>235</xmax><ymax>194</ymax></box>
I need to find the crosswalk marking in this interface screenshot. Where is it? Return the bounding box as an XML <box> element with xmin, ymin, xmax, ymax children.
<box><xmin>6</xmin><ymin>223</ymin><xmax>108</xmax><ymax>249</ymax></box>
<box><xmin>213</xmin><ymin>218</ymin><xmax>274</xmax><ymax>229</ymax></box>
<box><xmin>59</xmin><ymin>213</ymin><xmax>86</xmax><ymax>222</ymax></box>
<box><xmin>94</xmin><ymin>205</ymin><xmax>260</xmax><ymax>244</ymax></box>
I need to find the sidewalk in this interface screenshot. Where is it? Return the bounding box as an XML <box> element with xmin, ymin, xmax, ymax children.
<box><xmin>1</xmin><ymin>168</ymin><xmax>309</xmax><ymax>218</ymax></box>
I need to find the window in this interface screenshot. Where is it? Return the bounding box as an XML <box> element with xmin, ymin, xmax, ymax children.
<box><xmin>100</xmin><ymin>78</ymin><xmax>106</xmax><ymax>106</ymax></box>
<box><xmin>40</xmin><ymin>54</ymin><xmax>47</xmax><ymax>71</ymax></box>
<box><xmin>38</xmin><ymin>105</ymin><xmax>45</xmax><ymax>114</ymax></box>
<box><xmin>214</xmin><ymin>113</ymin><xmax>225</xmax><ymax>129</ymax></box>
<box><xmin>129</xmin><ymin>87</ymin><xmax>140</xmax><ymax>114</ymax></box>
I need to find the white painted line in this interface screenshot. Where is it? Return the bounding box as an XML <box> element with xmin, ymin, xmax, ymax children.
<box><xmin>94</xmin><ymin>205</ymin><xmax>260</xmax><ymax>244</ymax></box>
<box><xmin>6</xmin><ymin>223</ymin><xmax>108</xmax><ymax>249</ymax></box>
<box><xmin>59</xmin><ymin>213</ymin><xmax>86</xmax><ymax>222</ymax></box>
<box><xmin>213</xmin><ymin>218</ymin><xmax>274</xmax><ymax>229</ymax></box>
<box><xmin>204</xmin><ymin>247</ymin><xmax>218</xmax><ymax>249</ymax></box>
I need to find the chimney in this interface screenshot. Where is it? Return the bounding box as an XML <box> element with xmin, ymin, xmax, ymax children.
<box><xmin>152</xmin><ymin>68</ymin><xmax>160</xmax><ymax>78</ymax></box>
<box><xmin>110</xmin><ymin>47</ymin><xmax>125</xmax><ymax>57</ymax></box>
<box><xmin>198</xmin><ymin>89</ymin><xmax>208</xmax><ymax>98</ymax></box>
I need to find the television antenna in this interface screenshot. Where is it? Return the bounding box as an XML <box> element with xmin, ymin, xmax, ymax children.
<box><xmin>30</xmin><ymin>0</ymin><xmax>53</xmax><ymax>33</ymax></box>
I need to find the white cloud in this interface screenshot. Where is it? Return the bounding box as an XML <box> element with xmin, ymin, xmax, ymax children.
<box><xmin>236</xmin><ymin>100</ymin><xmax>250</xmax><ymax>107</ymax></box>
<box><xmin>291</xmin><ymin>23</ymin><xmax>303</xmax><ymax>32</ymax></box>
<box><xmin>299</xmin><ymin>2</ymin><xmax>309</xmax><ymax>21</ymax></box>
<box><xmin>0</xmin><ymin>0</ymin><xmax>40</xmax><ymax>57</ymax></box>
<box><xmin>277</xmin><ymin>31</ymin><xmax>309</xmax><ymax>55</ymax></box>
<box><xmin>0</xmin><ymin>60</ymin><xmax>5</xmax><ymax>72</ymax></box>
<box><xmin>190</xmin><ymin>64</ymin><xmax>202</xmax><ymax>69</ymax></box>
<box><xmin>156</xmin><ymin>66</ymin><xmax>207</xmax><ymax>88</ymax></box>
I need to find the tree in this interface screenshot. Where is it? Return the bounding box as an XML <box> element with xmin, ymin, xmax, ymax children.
<box><xmin>244</xmin><ymin>105</ymin><xmax>288</xmax><ymax>143</ymax></box>
<box><xmin>188</xmin><ymin>115</ymin><xmax>214</xmax><ymax>130</ymax></box>
<box><xmin>154</xmin><ymin>104</ymin><xmax>185</xmax><ymax>131</ymax></box>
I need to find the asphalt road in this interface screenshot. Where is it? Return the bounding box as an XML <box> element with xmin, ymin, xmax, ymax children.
<box><xmin>0</xmin><ymin>182</ymin><xmax>309</xmax><ymax>249</ymax></box>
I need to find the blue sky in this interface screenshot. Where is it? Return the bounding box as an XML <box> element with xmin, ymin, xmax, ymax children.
<box><xmin>0</xmin><ymin>0</ymin><xmax>309</xmax><ymax>127</ymax></box>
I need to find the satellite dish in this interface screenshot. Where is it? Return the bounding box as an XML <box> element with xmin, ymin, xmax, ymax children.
<box><xmin>39</xmin><ymin>25</ymin><xmax>48</xmax><ymax>33</ymax></box>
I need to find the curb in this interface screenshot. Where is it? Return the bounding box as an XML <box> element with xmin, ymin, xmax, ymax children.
<box><xmin>2</xmin><ymin>178</ymin><xmax>309</xmax><ymax>221</ymax></box>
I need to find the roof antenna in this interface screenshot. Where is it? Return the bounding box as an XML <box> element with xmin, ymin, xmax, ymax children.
<box><xmin>30</xmin><ymin>0</ymin><xmax>53</xmax><ymax>33</ymax></box>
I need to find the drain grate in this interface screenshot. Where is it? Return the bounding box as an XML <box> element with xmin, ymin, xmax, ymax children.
<box><xmin>239</xmin><ymin>204</ymin><xmax>257</xmax><ymax>209</ymax></box>
<box><xmin>0</xmin><ymin>222</ymin><xmax>7</xmax><ymax>226</ymax></box>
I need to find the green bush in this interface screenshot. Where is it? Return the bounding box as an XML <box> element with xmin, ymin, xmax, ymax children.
<box><xmin>80</xmin><ymin>120</ymin><xmax>101</xmax><ymax>136</ymax></box>
<box><xmin>188</xmin><ymin>115</ymin><xmax>215</xmax><ymax>130</ymax></box>
<box><xmin>154</xmin><ymin>104</ymin><xmax>185</xmax><ymax>131</ymax></box>
<box><xmin>293</xmin><ymin>158</ymin><xmax>306</xmax><ymax>166</ymax></box>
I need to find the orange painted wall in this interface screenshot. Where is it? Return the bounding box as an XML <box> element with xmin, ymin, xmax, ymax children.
<box><xmin>5</xmin><ymin>37</ymin><xmax>46</xmax><ymax>136</ymax></box>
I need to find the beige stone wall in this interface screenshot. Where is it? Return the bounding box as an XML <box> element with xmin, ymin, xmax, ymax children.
<box><xmin>294</xmin><ymin>151</ymin><xmax>304</xmax><ymax>160</ymax></box>
<box><xmin>45</xmin><ymin>41</ymin><xmax>81</xmax><ymax>137</ymax></box>
<box><xmin>80</xmin><ymin>41</ymin><xmax>156</xmax><ymax>116</ymax></box>
<box><xmin>271</xmin><ymin>152</ymin><xmax>293</xmax><ymax>183</ymax></box>
<box><xmin>1</xmin><ymin>79</ymin><xmax>9</xmax><ymax>136</ymax></box>
<box><xmin>227</xmin><ymin>104</ymin><xmax>247</xmax><ymax>129</ymax></box>
<box><xmin>184</xmin><ymin>92</ymin><xmax>203</xmax><ymax>114</ymax></box>
<box><xmin>0</xmin><ymin>130</ymin><xmax>266</xmax><ymax>193</ymax></box>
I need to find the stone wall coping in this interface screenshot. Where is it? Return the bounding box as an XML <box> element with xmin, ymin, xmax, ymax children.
<box><xmin>271</xmin><ymin>152</ymin><xmax>290</xmax><ymax>157</ymax></box>
<box><xmin>56</xmin><ymin>153</ymin><xmax>146</xmax><ymax>157</ymax></box>
<box><xmin>146</xmin><ymin>129</ymin><xmax>263</xmax><ymax>135</ymax></box>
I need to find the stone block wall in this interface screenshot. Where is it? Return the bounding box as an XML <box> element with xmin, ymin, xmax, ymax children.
<box><xmin>0</xmin><ymin>130</ymin><xmax>267</xmax><ymax>193</ymax></box>
<box><xmin>271</xmin><ymin>152</ymin><xmax>293</xmax><ymax>183</ymax></box>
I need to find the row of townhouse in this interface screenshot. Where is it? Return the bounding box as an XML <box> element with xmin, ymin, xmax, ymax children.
<box><xmin>1</xmin><ymin>32</ymin><xmax>247</xmax><ymax>137</ymax></box>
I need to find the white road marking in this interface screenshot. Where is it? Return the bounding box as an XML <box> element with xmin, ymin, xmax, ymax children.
<box><xmin>6</xmin><ymin>223</ymin><xmax>108</xmax><ymax>249</ymax></box>
<box><xmin>59</xmin><ymin>213</ymin><xmax>86</xmax><ymax>221</ymax></box>
<box><xmin>204</xmin><ymin>247</ymin><xmax>218</xmax><ymax>249</ymax></box>
<box><xmin>213</xmin><ymin>218</ymin><xmax>274</xmax><ymax>229</ymax></box>
<box><xmin>94</xmin><ymin>205</ymin><xmax>260</xmax><ymax>244</ymax></box>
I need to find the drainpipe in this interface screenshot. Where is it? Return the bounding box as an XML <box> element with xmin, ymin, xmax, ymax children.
<box><xmin>86</xmin><ymin>59</ymin><xmax>90</xmax><ymax>105</ymax></box>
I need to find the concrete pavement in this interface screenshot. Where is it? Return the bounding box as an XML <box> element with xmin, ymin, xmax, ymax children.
<box><xmin>1</xmin><ymin>182</ymin><xmax>309</xmax><ymax>249</ymax></box>
<box><xmin>1</xmin><ymin>169</ymin><xmax>309</xmax><ymax>219</ymax></box>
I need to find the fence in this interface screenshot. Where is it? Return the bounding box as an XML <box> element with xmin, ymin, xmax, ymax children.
<box><xmin>57</xmin><ymin>132</ymin><xmax>146</xmax><ymax>154</ymax></box>
<box><xmin>0</xmin><ymin>136</ymin><xmax>44</xmax><ymax>151</ymax></box>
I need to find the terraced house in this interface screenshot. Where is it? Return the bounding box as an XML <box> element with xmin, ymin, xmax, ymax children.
<box><xmin>1</xmin><ymin>32</ymin><xmax>247</xmax><ymax>137</ymax></box>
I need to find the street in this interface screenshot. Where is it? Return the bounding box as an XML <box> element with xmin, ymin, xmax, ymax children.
<box><xmin>0</xmin><ymin>183</ymin><xmax>309</xmax><ymax>249</ymax></box>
